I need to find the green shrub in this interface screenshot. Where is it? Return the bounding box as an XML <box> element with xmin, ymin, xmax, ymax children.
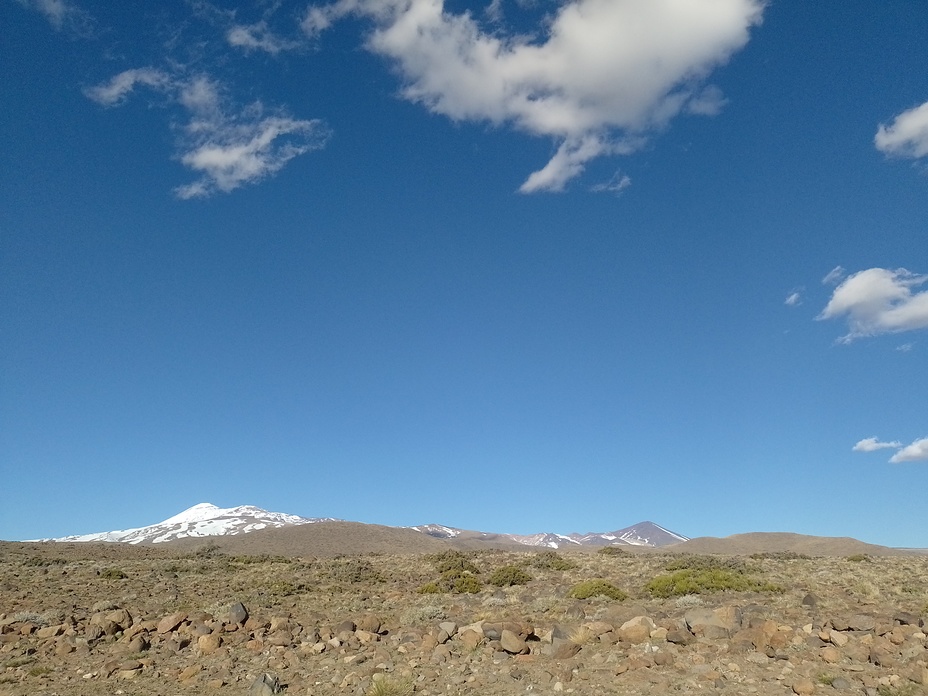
<box><xmin>646</xmin><ymin>569</ymin><xmax>783</xmax><ymax>598</ymax></box>
<box><xmin>846</xmin><ymin>554</ymin><xmax>872</xmax><ymax>563</ymax></box>
<box><xmin>428</xmin><ymin>550</ymin><xmax>479</xmax><ymax>575</ymax></box>
<box><xmin>528</xmin><ymin>551</ymin><xmax>576</xmax><ymax>570</ymax></box>
<box><xmin>488</xmin><ymin>565</ymin><xmax>533</xmax><ymax>587</ymax></box>
<box><xmin>597</xmin><ymin>546</ymin><xmax>628</xmax><ymax>556</ymax></box>
<box><xmin>567</xmin><ymin>579</ymin><xmax>628</xmax><ymax>601</ymax></box>
<box><xmin>99</xmin><ymin>568</ymin><xmax>127</xmax><ymax>580</ymax></box>
<box><xmin>664</xmin><ymin>555</ymin><xmax>749</xmax><ymax>573</ymax></box>
<box><xmin>417</xmin><ymin>582</ymin><xmax>442</xmax><ymax>594</ymax></box>
<box><xmin>451</xmin><ymin>573</ymin><xmax>482</xmax><ymax>594</ymax></box>
<box><xmin>328</xmin><ymin>558</ymin><xmax>383</xmax><ymax>584</ymax></box>
<box><xmin>750</xmin><ymin>551</ymin><xmax>812</xmax><ymax>561</ymax></box>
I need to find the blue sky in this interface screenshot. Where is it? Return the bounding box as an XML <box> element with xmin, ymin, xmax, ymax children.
<box><xmin>2</xmin><ymin>0</ymin><xmax>927</xmax><ymax>547</ymax></box>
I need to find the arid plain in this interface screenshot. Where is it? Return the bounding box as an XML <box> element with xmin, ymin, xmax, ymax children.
<box><xmin>2</xmin><ymin>524</ymin><xmax>927</xmax><ymax>696</ymax></box>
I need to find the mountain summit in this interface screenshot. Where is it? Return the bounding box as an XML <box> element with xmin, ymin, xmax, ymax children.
<box><xmin>411</xmin><ymin>520</ymin><xmax>687</xmax><ymax>549</ymax></box>
<box><xmin>40</xmin><ymin>504</ymin><xmax>687</xmax><ymax>549</ymax></box>
<box><xmin>43</xmin><ymin>503</ymin><xmax>332</xmax><ymax>544</ymax></box>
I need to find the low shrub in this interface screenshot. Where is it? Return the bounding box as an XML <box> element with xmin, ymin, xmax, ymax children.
<box><xmin>646</xmin><ymin>569</ymin><xmax>783</xmax><ymax>598</ymax></box>
<box><xmin>529</xmin><ymin>551</ymin><xmax>576</xmax><ymax>570</ymax></box>
<box><xmin>663</xmin><ymin>555</ymin><xmax>749</xmax><ymax>573</ymax></box>
<box><xmin>328</xmin><ymin>558</ymin><xmax>383</xmax><ymax>584</ymax></box>
<box><xmin>99</xmin><ymin>568</ymin><xmax>127</xmax><ymax>580</ymax></box>
<box><xmin>428</xmin><ymin>550</ymin><xmax>479</xmax><ymax>575</ymax></box>
<box><xmin>488</xmin><ymin>565</ymin><xmax>533</xmax><ymax>587</ymax></box>
<box><xmin>750</xmin><ymin>551</ymin><xmax>812</xmax><ymax>561</ymax></box>
<box><xmin>597</xmin><ymin>546</ymin><xmax>628</xmax><ymax>556</ymax></box>
<box><xmin>846</xmin><ymin>554</ymin><xmax>872</xmax><ymax>563</ymax></box>
<box><xmin>567</xmin><ymin>579</ymin><xmax>628</xmax><ymax>601</ymax></box>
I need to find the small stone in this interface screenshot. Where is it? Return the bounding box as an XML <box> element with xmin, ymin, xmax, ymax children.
<box><xmin>821</xmin><ymin>646</ymin><xmax>842</xmax><ymax>663</ymax></box>
<box><xmin>500</xmin><ymin>629</ymin><xmax>528</xmax><ymax>655</ymax></box>
<box><xmin>178</xmin><ymin>665</ymin><xmax>202</xmax><ymax>681</ymax></box>
<box><xmin>792</xmin><ymin>677</ymin><xmax>816</xmax><ymax>695</ymax></box>
<box><xmin>157</xmin><ymin>612</ymin><xmax>187</xmax><ymax>635</ymax></box>
<box><xmin>357</xmin><ymin>615</ymin><xmax>382</xmax><ymax>634</ymax></box>
<box><xmin>198</xmin><ymin>633</ymin><xmax>222</xmax><ymax>654</ymax></box>
<box><xmin>249</xmin><ymin>673</ymin><xmax>281</xmax><ymax>695</ymax></box>
<box><xmin>228</xmin><ymin>603</ymin><xmax>248</xmax><ymax>626</ymax></box>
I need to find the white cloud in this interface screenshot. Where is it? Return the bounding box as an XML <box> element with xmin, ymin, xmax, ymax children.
<box><xmin>591</xmin><ymin>171</ymin><xmax>632</xmax><ymax>195</ymax></box>
<box><xmin>852</xmin><ymin>437</ymin><xmax>902</xmax><ymax>453</ymax></box>
<box><xmin>889</xmin><ymin>437</ymin><xmax>928</xmax><ymax>463</ymax></box>
<box><xmin>303</xmin><ymin>0</ymin><xmax>765</xmax><ymax>192</ymax></box>
<box><xmin>818</xmin><ymin>267</ymin><xmax>928</xmax><ymax>343</ymax></box>
<box><xmin>16</xmin><ymin>0</ymin><xmax>93</xmax><ymax>35</ymax></box>
<box><xmin>227</xmin><ymin>21</ymin><xmax>301</xmax><ymax>55</ymax></box>
<box><xmin>86</xmin><ymin>70</ymin><xmax>329</xmax><ymax>198</ymax></box>
<box><xmin>84</xmin><ymin>68</ymin><xmax>171</xmax><ymax>107</ymax></box>
<box><xmin>175</xmin><ymin>114</ymin><xmax>327</xmax><ymax>198</ymax></box>
<box><xmin>896</xmin><ymin>342</ymin><xmax>914</xmax><ymax>352</ymax></box>
<box><xmin>875</xmin><ymin>101</ymin><xmax>928</xmax><ymax>159</ymax></box>
<box><xmin>821</xmin><ymin>266</ymin><xmax>845</xmax><ymax>286</ymax></box>
<box><xmin>784</xmin><ymin>290</ymin><xmax>802</xmax><ymax>307</ymax></box>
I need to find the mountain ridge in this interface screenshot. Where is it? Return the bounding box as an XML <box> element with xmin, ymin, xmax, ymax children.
<box><xmin>34</xmin><ymin>503</ymin><xmax>688</xmax><ymax>549</ymax></box>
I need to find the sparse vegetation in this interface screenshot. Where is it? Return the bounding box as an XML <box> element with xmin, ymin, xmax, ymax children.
<box><xmin>367</xmin><ymin>675</ymin><xmax>415</xmax><ymax>696</ymax></box>
<box><xmin>488</xmin><ymin>565</ymin><xmax>533</xmax><ymax>586</ymax></box>
<box><xmin>876</xmin><ymin>685</ymin><xmax>919</xmax><ymax>696</ymax></box>
<box><xmin>99</xmin><ymin>567</ymin><xmax>128</xmax><ymax>580</ymax></box>
<box><xmin>750</xmin><ymin>551</ymin><xmax>812</xmax><ymax>561</ymax></box>
<box><xmin>846</xmin><ymin>554</ymin><xmax>873</xmax><ymax>563</ymax></box>
<box><xmin>527</xmin><ymin>550</ymin><xmax>576</xmax><ymax>570</ymax></box>
<box><xmin>3</xmin><ymin>537</ymin><xmax>928</xmax><ymax>696</ymax></box>
<box><xmin>567</xmin><ymin>625</ymin><xmax>596</xmax><ymax>645</ymax></box>
<box><xmin>664</xmin><ymin>555</ymin><xmax>750</xmax><ymax>573</ymax></box>
<box><xmin>597</xmin><ymin>546</ymin><xmax>628</xmax><ymax>556</ymax></box>
<box><xmin>567</xmin><ymin>579</ymin><xmax>628</xmax><ymax>601</ymax></box>
<box><xmin>328</xmin><ymin>558</ymin><xmax>384</xmax><ymax>584</ymax></box>
<box><xmin>428</xmin><ymin>550</ymin><xmax>480</xmax><ymax>575</ymax></box>
<box><xmin>646</xmin><ymin>568</ymin><xmax>783</xmax><ymax>598</ymax></box>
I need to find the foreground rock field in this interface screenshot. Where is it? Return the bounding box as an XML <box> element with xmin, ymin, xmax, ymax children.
<box><xmin>1</xmin><ymin>542</ymin><xmax>926</xmax><ymax>696</ymax></box>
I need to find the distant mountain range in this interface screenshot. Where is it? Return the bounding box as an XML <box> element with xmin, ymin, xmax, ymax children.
<box><xmin>42</xmin><ymin>503</ymin><xmax>336</xmax><ymax>545</ymax></box>
<box><xmin>36</xmin><ymin>502</ymin><xmax>688</xmax><ymax>549</ymax></box>
<box><xmin>408</xmin><ymin>521</ymin><xmax>688</xmax><ymax>548</ymax></box>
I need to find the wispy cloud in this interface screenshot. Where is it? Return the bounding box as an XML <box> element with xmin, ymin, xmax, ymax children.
<box><xmin>818</xmin><ymin>267</ymin><xmax>928</xmax><ymax>343</ymax></box>
<box><xmin>784</xmin><ymin>289</ymin><xmax>802</xmax><ymax>307</ymax></box>
<box><xmin>889</xmin><ymin>437</ymin><xmax>928</xmax><ymax>463</ymax></box>
<box><xmin>15</xmin><ymin>0</ymin><xmax>94</xmax><ymax>36</ymax></box>
<box><xmin>876</xmin><ymin>101</ymin><xmax>928</xmax><ymax>159</ymax></box>
<box><xmin>821</xmin><ymin>266</ymin><xmax>845</xmax><ymax>286</ymax></box>
<box><xmin>852</xmin><ymin>437</ymin><xmax>902</xmax><ymax>453</ymax></box>
<box><xmin>303</xmin><ymin>0</ymin><xmax>765</xmax><ymax>192</ymax></box>
<box><xmin>591</xmin><ymin>171</ymin><xmax>632</xmax><ymax>195</ymax></box>
<box><xmin>227</xmin><ymin>21</ymin><xmax>302</xmax><ymax>55</ymax></box>
<box><xmin>896</xmin><ymin>342</ymin><xmax>914</xmax><ymax>352</ymax></box>
<box><xmin>86</xmin><ymin>69</ymin><xmax>329</xmax><ymax>198</ymax></box>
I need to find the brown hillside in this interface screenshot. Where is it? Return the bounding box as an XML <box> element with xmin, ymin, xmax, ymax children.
<box><xmin>673</xmin><ymin>532</ymin><xmax>900</xmax><ymax>556</ymax></box>
<box><xmin>162</xmin><ymin>520</ymin><xmax>453</xmax><ymax>557</ymax></box>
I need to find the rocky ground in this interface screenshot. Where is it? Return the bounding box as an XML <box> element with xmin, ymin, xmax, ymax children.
<box><xmin>1</xmin><ymin>541</ymin><xmax>926</xmax><ymax>696</ymax></box>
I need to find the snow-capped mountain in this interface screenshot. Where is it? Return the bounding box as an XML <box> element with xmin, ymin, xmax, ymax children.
<box><xmin>409</xmin><ymin>520</ymin><xmax>687</xmax><ymax>549</ymax></box>
<box><xmin>570</xmin><ymin>521</ymin><xmax>690</xmax><ymax>548</ymax></box>
<box><xmin>42</xmin><ymin>503</ymin><xmax>334</xmax><ymax>545</ymax></box>
<box><xmin>408</xmin><ymin>524</ymin><xmax>464</xmax><ymax>539</ymax></box>
<box><xmin>38</xmin><ymin>503</ymin><xmax>686</xmax><ymax>550</ymax></box>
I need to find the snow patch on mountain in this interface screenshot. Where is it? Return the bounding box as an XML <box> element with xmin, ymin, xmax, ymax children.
<box><xmin>40</xmin><ymin>503</ymin><xmax>332</xmax><ymax>545</ymax></box>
